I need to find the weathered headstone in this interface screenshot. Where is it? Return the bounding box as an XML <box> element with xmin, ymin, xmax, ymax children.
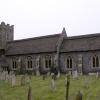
<box><xmin>47</xmin><ymin>71</ymin><xmax>50</xmax><ymax>76</ymax></box>
<box><xmin>84</xmin><ymin>76</ymin><xmax>89</xmax><ymax>88</ymax></box>
<box><xmin>43</xmin><ymin>75</ymin><xmax>46</xmax><ymax>80</ymax></box>
<box><xmin>76</xmin><ymin>90</ymin><xmax>82</xmax><ymax>100</ymax></box>
<box><xmin>1</xmin><ymin>72</ymin><xmax>6</xmax><ymax>80</ymax></box>
<box><xmin>72</xmin><ymin>70</ymin><xmax>78</xmax><ymax>79</ymax></box>
<box><xmin>57</xmin><ymin>72</ymin><xmax>60</xmax><ymax>79</ymax></box>
<box><xmin>26</xmin><ymin>76</ymin><xmax>30</xmax><ymax>84</ymax></box>
<box><xmin>68</xmin><ymin>71</ymin><xmax>72</xmax><ymax>75</ymax></box>
<box><xmin>88</xmin><ymin>73</ymin><xmax>96</xmax><ymax>76</ymax></box>
<box><xmin>51</xmin><ymin>73</ymin><xmax>54</xmax><ymax>77</ymax></box>
<box><xmin>12</xmin><ymin>74</ymin><xmax>16</xmax><ymax>86</ymax></box>
<box><xmin>51</xmin><ymin>79</ymin><xmax>56</xmax><ymax>92</ymax></box>
<box><xmin>36</xmin><ymin>70</ymin><xmax>40</xmax><ymax>76</ymax></box>
<box><xmin>21</xmin><ymin>75</ymin><xmax>25</xmax><ymax>86</ymax></box>
<box><xmin>5</xmin><ymin>74</ymin><xmax>9</xmax><ymax>83</ymax></box>
<box><xmin>96</xmin><ymin>72</ymin><xmax>99</xmax><ymax>78</ymax></box>
<box><xmin>8</xmin><ymin>74</ymin><xmax>12</xmax><ymax>83</ymax></box>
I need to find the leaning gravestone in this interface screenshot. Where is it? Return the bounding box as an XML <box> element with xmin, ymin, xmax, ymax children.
<box><xmin>36</xmin><ymin>70</ymin><xmax>40</xmax><ymax>76</ymax></box>
<box><xmin>51</xmin><ymin>79</ymin><xmax>56</xmax><ymax>92</ymax></box>
<box><xmin>72</xmin><ymin>70</ymin><xmax>78</xmax><ymax>79</ymax></box>
<box><xmin>12</xmin><ymin>74</ymin><xmax>16</xmax><ymax>87</ymax></box>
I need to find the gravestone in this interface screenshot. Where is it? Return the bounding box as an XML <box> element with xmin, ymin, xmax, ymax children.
<box><xmin>51</xmin><ymin>73</ymin><xmax>54</xmax><ymax>77</ymax></box>
<box><xmin>12</xmin><ymin>74</ymin><xmax>16</xmax><ymax>86</ymax></box>
<box><xmin>21</xmin><ymin>75</ymin><xmax>25</xmax><ymax>86</ymax></box>
<box><xmin>26</xmin><ymin>76</ymin><xmax>30</xmax><ymax>84</ymax></box>
<box><xmin>76</xmin><ymin>90</ymin><xmax>83</xmax><ymax>100</ymax></box>
<box><xmin>43</xmin><ymin>75</ymin><xmax>46</xmax><ymax>80</ymax></box>
<box><xmin>84</xmin><ymin>76</ymin><xmax>89</xmax><ymax>88</ymax></box>
<box><xmin>51</xmin><ymin>79</ymin><xmax>56</xmax><ymax>92</ymax></box>
<box><xmin>0</xmin><ymin>77</ymin><xmax>2</xmax><ymax>84</ymax></box>
<box><xmin>65</xmin><ymin>77</ymin><xmax>68</xmax><ymax>86</ymax></box>
<box><xmin>8</xmin><ymin>74</ymin><xmax>12</xmax><ymax>83</ymax></box>
<box><xmin>47</xmin><ymin>71</ymin><xmax>50</xmax><ymax>76</ymax></box>
<box><xmin>1</xmin><ymin>72</ymin><xmax>6</xmax><ymax>80</ymax></box>
<box><xmin>68</xmin><ymin>71</ymin><xmax>72</xmax><ymax>75</ymax></box>
<box><xmin>36</xmin><ymin>70</ymin><xmax>40</xmax><ymax>76</ymax></box>
<box><xmin>88</xmin><ymin>73</ymin><xmax>96</xmax><ymax>76</ymax></box>
<box><xmin>5</xmin><ymin>74</ymin><xmax>9</xmax><ymax>83</ymax></box>
<box><xmin>96</xmin><ymin>72</ymin><xmax>99</xmax><ymax>78</ymax></box>
<box><xmin>57</xmin><ymin>72</ymin><xmax>60</xmax><ymax>79</ymax></box>
<box><xmin>72</xmin><ymin>70</ymin><xmax>78</xmax><ymax>79</ymax></box>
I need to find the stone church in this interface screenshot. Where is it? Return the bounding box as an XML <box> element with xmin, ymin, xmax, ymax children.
<box><xmin>0</xmin><ymin>22</ymin><xmax>100</xmax><ymax>74</ymax></box>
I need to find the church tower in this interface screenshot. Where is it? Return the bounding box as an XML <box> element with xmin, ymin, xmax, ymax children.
<box><xmin>0</xmin><ymin>22</ymin><xmax>14</xmax><ymax>49</ymax></box>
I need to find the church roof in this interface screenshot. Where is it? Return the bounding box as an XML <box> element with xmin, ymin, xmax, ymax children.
<box><xmin>6</xmin><ymin>34</ymin><xmax>60</xmax><ymax>55</ymax></box>
<box><xmin>60</xmin><ymin>33</ymin><xmax>100</xmax><ymax>52</ymax></box>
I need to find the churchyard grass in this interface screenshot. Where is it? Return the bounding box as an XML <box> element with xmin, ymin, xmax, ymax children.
<box><xmin>0</xmin><ymin>74</ymin><xmax>100</xmax><ymax>100</ymax></box>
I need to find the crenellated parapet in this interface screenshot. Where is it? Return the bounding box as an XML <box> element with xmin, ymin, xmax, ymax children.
<box><xmin>0</xmin><ymin>22</ymin><xmax>14</xmax><ymax>49</ymax></box>
<box><xmin>0</xmin><ymin>22</ymin><xmax>14</xmax><ymax>31</ymax></box>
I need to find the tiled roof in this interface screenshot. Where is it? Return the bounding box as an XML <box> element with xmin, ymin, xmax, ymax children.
<box><xmin>6</xmin><ymin>34</ymin><xmax>60</xmax><ymax>55</ymax></box>
<box><xmin>60</xmin><ymin>33</ymin><xmax>100</xmax><ymax>52</ymax></box>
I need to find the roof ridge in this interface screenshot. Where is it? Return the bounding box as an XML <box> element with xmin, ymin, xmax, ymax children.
<box><xmin>8</xmin><ymin>33</ymin><xmax>61</xmax><ymax>43</ymax></box>
<box><xmin>66</xmin><ymin>33</ymin><xmax>100</xmax><ymax>40</ymax></box>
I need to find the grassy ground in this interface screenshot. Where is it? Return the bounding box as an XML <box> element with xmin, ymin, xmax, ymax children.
<box><xmin>0</xmin><ymin>74</ymin><xmax>100</xmax><ymax>100</ymax></box>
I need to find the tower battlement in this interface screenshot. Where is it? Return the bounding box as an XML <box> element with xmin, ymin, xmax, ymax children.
<box><xmin>0</xmin><ymin>22</ymin><xmax>14</xmax><ymax>49</ymax></box>
<box><xmin>0</xmin><ymin>22</ymin><xmax>14</xmax><ymax>31</ymax></box>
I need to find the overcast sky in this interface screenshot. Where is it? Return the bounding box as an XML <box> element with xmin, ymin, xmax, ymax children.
<box><xmin>0</xmin><ymin>0</ymin><xmax>100</xmax><ymax>40</ymax></box>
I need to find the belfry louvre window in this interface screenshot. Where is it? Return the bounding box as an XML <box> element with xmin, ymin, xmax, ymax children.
<box><xmin>92</xmin><ymin>54</ymin><xmax>99</xmax><ymax>67</ymax></box>
<box><xmin>12</xmin><ymin>57</ymin><xmax>17</xmax><ymax>69</ymax></box>
<box><xmin>66</xmin><ymin>56</ymin><xmax>72</xmax><ymax>69</ymax></box>
<box><xmin>27</xmin><ymin>56</ymin><xmax>32</xmax><ymax>68</ymax></box>
<box><xmin>45</xmin><ymin>55</ymin><xmax>52</xmax><ymax>68</ymax></box>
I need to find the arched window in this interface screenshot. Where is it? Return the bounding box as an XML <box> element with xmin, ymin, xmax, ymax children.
<box><xmin>45</xmin><ymin>55</ymin><xmax>52</xmax><ymax>68</ymax></box>
<box><xmin>92</xmin><ymin>54</ymin><xmax>99</xmax><ymax>67</ymax></box>
<box><xmin>12</xmin><ymin>57</ymin><xmax>17</xmax><ymax>69</ymax></box>
<box><xmin>27</xmin><ymin>56</ymin><xmax>32</xmax><ymax>69</ymax></box>
<box><xmin>66</xmin><ymin>56</ymin><xmax>72</xmax><ymax>69</ymax></box>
